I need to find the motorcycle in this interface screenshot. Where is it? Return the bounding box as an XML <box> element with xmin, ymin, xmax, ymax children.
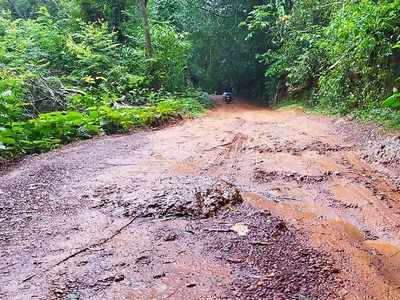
<box><xmin>223</xmin><ymin>92</ymin><xmax>233</xmax><ymax>104</ymax></box>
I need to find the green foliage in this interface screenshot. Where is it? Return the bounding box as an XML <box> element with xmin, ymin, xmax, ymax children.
<box><xmin>152</xmin><ymin>0</ymin><xmax>268</xmax><ymax>97</ymax></box>
<box><xmin>0</xmin><ymin>1</ymin><xmax>206</xmax><ymax>161</ymax></box>
<box><xmin>244</xmin><ymin>0</ymin><xmax>333</xmax><ymax>100</ymax></box>
<box><xmin>64</xmin><ymin>21</ymin><xmax>119</xmax><ymax>80</ymax></box>
<box><xmin>77</xmin><ymin>0</ymin><xmax>134</xmax><ymax>36</ymax></box>
<box><xmin>151</xmin><ymin>23</ymin><xmax>191</xmax><ymax>91</ymax></box>
<box><xmin>0</xmin><ymin>3</ymin><xmax>194</xmax><ymax>112</ymax></box>
<box><xmin>0</xmin><ymin>96</ymin><xmax>208</xmax><ymax>158</ymax></box>
<box><xmin>245</xmin><ymin>0</ymin><xmax>400</xmax><ymax>124</ymax></box>
<box><xmin>0</xmin><ymin>0</ymin><xmax>62</xmax><ymax>19</ymax></box>
<box><xmin>0</xmin><ymin>8</ymin><xmax>66</xmax><ymax>73</ymax></box>
<box><xmin>384</xmin><ymin>93</ymin><xmax>400</xmax><ymax>110</ymax></box>
<box><xmin>317</xmin><ymin>0</ymin><xmax>400</xmax><ymax>114</ymax></box>
<box><xmin>0</xmin><ymin>69</ymin><xmax>25</xmax><ymax>124</ymax></box>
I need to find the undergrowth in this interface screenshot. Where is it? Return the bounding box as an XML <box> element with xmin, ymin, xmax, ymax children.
<box><xmin>276</xmin><ymin>99</ymin><xmax>400</xmax><ymax>130</ymax></box>
<box><xmin>0</xmin><ymin>93</ymin><xmax>210</xmax><ymax>160</ymax></box>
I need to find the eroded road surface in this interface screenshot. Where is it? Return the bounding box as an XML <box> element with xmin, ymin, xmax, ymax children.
<box><xmin>2</xmin><ymin>97</ymin><xmax>400</xmax><ymax>300</ymax></box>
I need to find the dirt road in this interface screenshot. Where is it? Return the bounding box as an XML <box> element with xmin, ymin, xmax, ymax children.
<box><xmin>1</xmin><ymin>97</ymin><xmax>400</xmax><ymax>299</ymax></box>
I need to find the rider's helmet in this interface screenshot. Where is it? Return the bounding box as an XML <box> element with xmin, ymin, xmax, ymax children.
<box><xmin>223</xmin><ymin>86</ymin><xmax>232</xmax><ymax>94</ymax></box>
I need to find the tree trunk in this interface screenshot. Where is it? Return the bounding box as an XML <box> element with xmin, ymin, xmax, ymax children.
<box><xmin>114</xmin><ymin>0</ymin><xmax>123</xmax><ymax>38</ymax></box>
<box><xmin>138</xmin><ymin>0</ymin><xmax>154</xmax><ymax>58</ymax></box>
<box><xmin>7</xmin><ymin>0</ymin><xmax>24</xmax><ymax>19</ymax></box>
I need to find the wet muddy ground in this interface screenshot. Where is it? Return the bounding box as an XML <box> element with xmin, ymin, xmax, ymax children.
<box><xmin>1</xmin><ymin>97</ymin><xmax>400</xmax><ymax>299</ymax></box>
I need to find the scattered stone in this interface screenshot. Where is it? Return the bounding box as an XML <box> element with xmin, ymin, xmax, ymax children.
<box><xmin>66</xmin><ymin>292</ymin><xmax>80</xmax><ymax>300</ymax></box>
<box><xmin>275</xmin><ymin>221</ymin><xmax>287</xmax><ymax>232</ymax></box>
<box><xmin>135</xmin><ymin>255</ymin><xmax>151</xmax><ymax>265</ymax></box>
<box><xmin>184</xmin><ymin>224</ymin><xmax>195</xmax><ymax>234</ymax></box>
<box><xmin>77</xmin><ymin>260</ymin><xmax>88</xmax><ymax>267</ymax></box>
<box><xmin>162</xmin><ymin>231</ymin><xmax>177</xmax><ymax>242</ymax></box>
<box><xmin>53</xmin><ymin>288</ymin><xmax>64</xmax><ymax>296</ymax></box>
<box><xmin>153</xmin><ymin>272</ymin><xmax>166</xmax><ymax>279</ymax></box>
<box><xmin>114</xmin><ymin>274</ymin><xmax>125</xmax><ymax>282</ymax></box>
<box><xmin>344</xmin><ymin>203</ymin><xmax>359</xmax><ymax>209</ymax></box>
<box><xmin>230</xmin><ymin>223</ymin><xmax>250</xmax><ymax>237</ymax></box>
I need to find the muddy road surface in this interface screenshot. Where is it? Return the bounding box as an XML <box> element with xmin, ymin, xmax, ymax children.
<box><xmin>1</xmin><ymin>97</ymin><xmax>400</xmax><ymax>300</ymax></box>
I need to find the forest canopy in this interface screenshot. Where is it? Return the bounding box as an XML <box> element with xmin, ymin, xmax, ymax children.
<box><xmin>0</xmin><ymin>0</ymin><xmax>400</xmax><ymax>160</ymax></box>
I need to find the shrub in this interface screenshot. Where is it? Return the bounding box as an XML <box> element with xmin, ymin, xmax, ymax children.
<box><xmin>0</xmin><ymin>95</ymin><xmax>208</xmax><ymax>159</ymax></box>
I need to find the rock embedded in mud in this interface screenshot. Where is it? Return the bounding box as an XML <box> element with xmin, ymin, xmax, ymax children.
<box><xmin>230</xmin><ymin>222</ymin><xmax>250</xmax><ymax>237</ymax></box>
<box><xmin>153</xmin><ymin>272</ymin><xmax>166</xmax><ymax>279</ymax></box>
<box><xmin>114</xmin><ymin>274</ymin><xmax>125</xmax><ymax>282</ymax></box>
<box><xmin>163</xmin><ymin>231</ymin><xmax>177</xmax><ymax>241</ymax></box>
<box><xmin>66</xmin><ymin>292</ymin><xmax>80</xmax><ymax>300</ymax></box>
<box><xmin>136</xmin><ymin>177</ymin><xmax>244</xmax><ymax>219</ymax></box>
<box><xmin>195</xmin><ymin>180</ymin><xmax>243</xmax><ymax>218</ymax></box>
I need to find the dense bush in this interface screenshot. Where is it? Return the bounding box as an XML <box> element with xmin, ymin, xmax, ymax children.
<box><xmin>244</xmin><ymin>0</ymin><xmax>400</xmax><ymax>124</ymax></box>
<box><xmin>0</xmin><ymin>2</ymin><xmax>210</xmax><ymax>161</ymax></box>
<box><xmin>0</xmin><ymin>69</ymin><xmax>25</xmax><ymax>124</ymax></box>
<box><xmin>317</xmin><ymin>1</ymin><xmax>400</xmax><ymax>114</ymax></box>
<box><xmin>0</xmin><ymin>95</ymin><xmax>207</xmax><ymax>159</ymax></box>
<box><xmin>0</xmin><ymin>5</ymin><xmax>194</xmax><ymax>115</ymax></box>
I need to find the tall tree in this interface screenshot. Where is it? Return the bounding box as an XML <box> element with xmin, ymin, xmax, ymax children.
<box><xmin>138</xmin><ymin>0</ymin><xmax>153</xmax><ymax>57</ymax></box>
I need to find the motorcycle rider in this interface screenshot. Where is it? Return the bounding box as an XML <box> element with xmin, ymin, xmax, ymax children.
<box><xmin>222</xmin><ymin>86</ymin><xmax>233</xmax><ymax>103</ymax></box>
<box><xmin>223</xmin><ymin>86</ymin><xmax>233</xmax><ymax>96</ymax></box>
